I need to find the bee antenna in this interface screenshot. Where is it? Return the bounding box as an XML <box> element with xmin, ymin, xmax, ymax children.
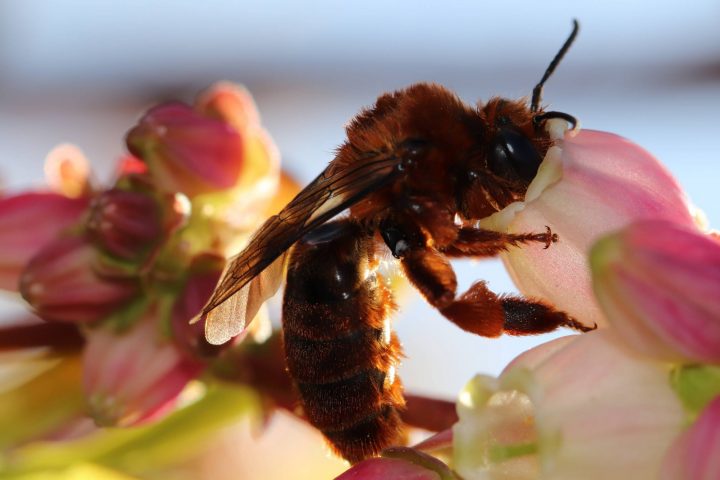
<box><xmin>531</xmin><ymin>19</ymin><xmax>580</xmax><ymax>113</ymax></box>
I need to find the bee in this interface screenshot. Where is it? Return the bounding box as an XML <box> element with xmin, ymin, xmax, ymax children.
<box><xmin>199</xmin><ymin>20</ymin><xmax>588</xmax><ymax>463</ymax></box>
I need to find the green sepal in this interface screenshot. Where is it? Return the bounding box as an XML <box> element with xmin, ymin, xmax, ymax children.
<box><xmin>100</xmin><ymin>295</ymin><xmax>153</xmax><ymax>333</ymax></box>
<box><xmin>670</xmin><ymin>364</ymin><xmax>720</xmax><ymax>422</ymax></box>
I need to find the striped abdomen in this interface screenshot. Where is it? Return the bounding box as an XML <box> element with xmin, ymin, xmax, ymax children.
<box><xmin>282</xmin><ymin>220</ymin><xmax>404</xmax><ymax>463</ymax></box>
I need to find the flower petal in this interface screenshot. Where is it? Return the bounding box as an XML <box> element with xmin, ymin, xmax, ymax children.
<box><xmin>83</xmin><ymin>311</ymin><xmax>203</xmax><ymax>427</ymax></box>
<box><xmin>44</xmin><ymin>144</ymin><xmax>92</xmax><ymax>198</ymax></box>
<box><xmin>195</xmin><ymin>81</ymin><xmax>261</xmax><ymax>134</ymax></box>
<box><xmin>661</xmin><ymin>396</ymin><xmax>720</xmax><ymax>480</ymax></box>
<box><xmin>86</xmin><ymin>188</ymin><xmax>163</xmax><ymax>261</ymax></box>
<box><xmin>453</xmin><ymin>331</ymin><xmax>687</xmax><ymax>480</ymax></box>
<box><xmin>530</xmin><ymin>332</ymin><xmax>685</xmax><ymax>480</ymax></box>
<box><xmin>487</xmin><ymin>130</ymin><xmax>696</xmax><ymax>328</ymax></box>
<box><xmin>336</xmin><ymin>457</ymin><xmax>441</xmax><ymax>480</ymax></box>
<box><xmin>126</xmin><ymin>103</ymin><xmax>244</xmax><ymax>197</ymax></box>
<box><xmin>171</xmin><ymin>253</ymin><xmax>227</xmax><ymax>358</ymax></box>
<box><xmin>19</xmin><ymin>236</ymin><xmax>139</xmax><ymax>323</ymax></box>
<box><xmin>0</xmin><ymin>192</ymin><xmax>88</xmax><ymax>291</ymax></box>
<box><xmin>592</xmin><ymin>219</ymin><xmax>720</xmax><ymax>363</ymax></box>
<box><xmin>336</xmin><ymin>447</ymin><xmax>458</xmax><ymax>480</ymax></box>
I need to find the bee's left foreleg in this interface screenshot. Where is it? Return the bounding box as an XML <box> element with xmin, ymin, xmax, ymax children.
<box><xmin>441</xmin><ymin>226</ymin><xmax>558</xmax><ymax>258</ymax></box>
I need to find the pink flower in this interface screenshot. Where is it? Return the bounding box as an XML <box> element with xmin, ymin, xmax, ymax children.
<box><xmin>195</xmin><ymin>81</ymin><xmax>261</xmax><ymax>134</ymax></box>
<box><xmin>661</xmin><ymin>396</ymin><xmax>720</xmax><ymax>480</ymax></box>
<box><xmin>591</xmin><ymin>219</ymin><xmax>720</xmax><ymax>363</ymax></box>
<box><xmin>0</xmin><ymin>192</ymin><xmax>88</xmax><ymax>291</ymax></box>
<box><xmin>126</xmin><ymin>103</ymin><xmax>245</xmax><ymax>198</ymax></box>
<box><xmin>19</xmin><ymin>236</ymin><xmax>139</xmax><ymax>323</ymax></box>
<box><xmin>479</xmin><ymin>128</ymin><xmax>697</xmax><ymax>328</ymax></box>
<box><xmin>195</xmin><ymin>83</ymin><xmax>280</xmax><ymax>232</ymax></box>
<box><xmin>336</xmin><ymin>447</ymin><xmax>458</xmax><ymax>480</ymax></box>
<box><xmin>171</xmin><ymin>253</ymin><xmax>226</xmax><ymax>358</ymax></box>
<box><xmin>83</xmin><ymin>308</ymin><xmax>204</xmax><ymax>427</ymax></box>
<box><xmin>452</xmin><ymin>331</ymin><xmax>686</xmax><ymax>480</ymax></box>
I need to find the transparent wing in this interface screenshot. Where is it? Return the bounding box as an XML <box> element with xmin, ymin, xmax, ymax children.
<box><xmin>200</xmin><ymin>153</ymin><xmax>401</xmax><ymax>344</ymax></box>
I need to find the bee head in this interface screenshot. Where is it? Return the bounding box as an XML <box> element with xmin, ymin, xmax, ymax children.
<box><xmin>483</xmin><ymin>20</ymin><xmax>580</xmax><ymax>187</ymax></box>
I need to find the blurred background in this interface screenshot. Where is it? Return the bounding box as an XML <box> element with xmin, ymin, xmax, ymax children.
<box><xmin>1</xmin><ymin>1</ymin><xmax>719</xmax><ymax>477</ymax></box>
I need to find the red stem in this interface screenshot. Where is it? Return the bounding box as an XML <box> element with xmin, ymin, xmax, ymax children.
<box><xmin>0</xmin><ymin>322</ymin><xmax>84</xmax><ymax>351</ymax></box>
<box><xmin>402</xmin><ymin>394</ymin><xmax>458</xmax><ymax>432</ymax></box>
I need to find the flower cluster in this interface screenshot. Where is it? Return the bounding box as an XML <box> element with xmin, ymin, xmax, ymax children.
<box><xmin>341</xmin><ymin>127</ymin><xmax>720</xmax><ymax>479</ymax></box>
<box><xmin>1</xmin><ymin>82</ymin><xmax>279</xmax><ymax>430</ymax></box>
<box><xmin>1</xmin><ymin>87</ymin><xmax>718</xmax><ymax>479</ymax></box>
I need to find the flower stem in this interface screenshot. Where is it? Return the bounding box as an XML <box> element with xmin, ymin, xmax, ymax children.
<box><xmin>0</xmin><ymin>321</ymin><xmax>84</xmax><ymax>351</ymax></box>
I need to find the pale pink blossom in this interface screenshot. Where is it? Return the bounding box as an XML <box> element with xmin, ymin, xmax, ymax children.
<box><xmin>452</xmin><ymin>331</ymin><xmax>685</xmax><ymax>480</ymax></box>
<box><xmin>661</xmin><ymin>396</ymin><xmax>720</xmax><ymax>480</ymax></box>
<box><xmin>83</xmin><ymin>310</ymin><xmax>203</xmax><ymax>427</ymax></box>
<box><xmin>479</xmin><ymin>128</ymin><xmax>696</xmax><ymax>328</ymax></box>
<box><xmin>591</xmin><ymin>219</ymin><xmax>720</xmax><ymax>363</ymax></box>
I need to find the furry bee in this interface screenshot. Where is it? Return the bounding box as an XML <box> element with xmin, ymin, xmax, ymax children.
<box><xmin>199</xmin><ymin>21</ymin><xmax>587</xmax><ymax>463</ymax></box>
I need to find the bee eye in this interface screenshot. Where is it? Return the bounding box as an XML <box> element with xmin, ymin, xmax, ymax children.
<box><xmin>488</xmin><ymin>128</ymin><xmax>542</xmax><ymax>182</ymax></box>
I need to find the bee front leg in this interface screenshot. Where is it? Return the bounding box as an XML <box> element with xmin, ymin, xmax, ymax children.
<box><xmin>381</xmin><ymin>220</ymin><xmax>587</xmax><ymax>337</ymax></box>
<box><xmin>440</xmin><ymin>226</ymin><xmax>558</xmax><ymax>258</ymax></box>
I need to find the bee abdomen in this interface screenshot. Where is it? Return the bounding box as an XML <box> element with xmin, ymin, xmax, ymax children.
<box><xmin>282</xmin><ymin>220</ymin><xmax>404</xmax><ymax>463</ymax></box>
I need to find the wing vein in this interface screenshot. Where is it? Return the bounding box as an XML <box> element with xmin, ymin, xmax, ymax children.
<box><xmin>200</xmin><ymin>152</ymin><xmax>400</xmax><ymax>316</ymax></box>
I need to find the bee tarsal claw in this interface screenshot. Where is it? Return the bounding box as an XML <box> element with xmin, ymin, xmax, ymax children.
<box><xmin>544</xmin><ymin>225</ymin><xmax>559</xmax><ymax>249</ymax></box>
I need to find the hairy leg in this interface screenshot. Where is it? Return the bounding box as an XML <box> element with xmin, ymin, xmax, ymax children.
<box><xmin>441</xmin><ymin>226</ymin><xmax>558</xmax><ymax>258</ymax></box>
<box><xmin>381</xmin><ymin>219</ymin><xmax>587</xmax><ymax>337</ymax></box>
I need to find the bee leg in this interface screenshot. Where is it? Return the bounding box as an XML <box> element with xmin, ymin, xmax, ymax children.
<box><xmin>403</xmin><ymin>247</ymin><xmax>588</xmax><ymax>336</ymax></box>
<box><xmin>382</xmin><ymin>220</ymin><xmax>584</xmax><ymax>337</ymax></box>
<box><xmin>441</xmin><ymin>226</ymin><xmax>558</xmax><ymax>258</ymax></box>
<box><xmin>501</xmin><ymin>295</ymin><xmax>596</xmax><ymax>334</ymax></box>
<box><xmin>382</xmin><ymin>228</ymin><xmax>494</xmax><ymax>335</ymax></box>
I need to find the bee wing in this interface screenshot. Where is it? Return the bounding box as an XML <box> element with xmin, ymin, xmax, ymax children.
<box><xmin>200</xmin><ymin>152</ymin><xmax>401</xmax><ymax>345</ymax></box>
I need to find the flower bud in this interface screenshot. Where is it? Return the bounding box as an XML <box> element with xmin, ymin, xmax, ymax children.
<box><xmin>195</xmin><ymin>81</ymin><xmax>261</xmax><ymax>134</ymax></box>
<box><xmin>195</xmin><ymin>83</ymin><xmax>280</xmax><ymax>233</ymax></box>
<box><xmin>19</xmin><ymin>236</ymin><xmax>139</xmax><ymax>323</ymax></box>
<box><xmin>591</xmin><ymin>219</ymin><xmax>720</xmax><ymax>363</ymax></box>
<box><xmin>453</xmin><ymin>331</ymin><xmax>686</xmax><ymax>480</ymax></box>
<box><xmin>336</xmin><ymin>447</ymin><xmax>457</xmax><ymax>480</ymax></box>
<box><xmin>86</xmin><ymin>188</ymin><xmax>163</xmax><ymax>261</ymax></box>
<box><xmin>171</xmin><ymin>253</ymin><xmax>226</xmax><ymax>358</ymax></box>
<box><xmin>44</xmin><ymin>143</ymin><xmax>92</xmax><ymax>198</ymax></box>
<box><xmin>479</xmin><ymin>129</ymin><xmax>697</xmax><ymax>328</ymax></box>
<box><xmin>126</xmin><ymin>103</ymin><xmax>244</xmax><ymax>198</ymax></box>
<box><xmin>0</xmin><ymin>193</ymin><xmax>87</xmax><ymax>291</ymax></box>
<box><xmin>83</xmin><ymin>310</ymin><xmax>204</xmax><ymax>427</ymax></box>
